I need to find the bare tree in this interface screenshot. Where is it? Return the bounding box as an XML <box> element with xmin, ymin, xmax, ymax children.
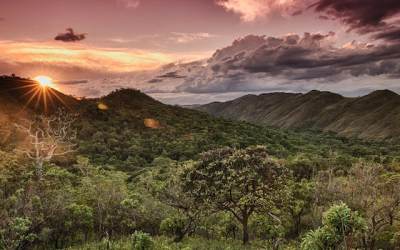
<box><xmin>0</xmin><ymin>123</ymin><xmax>11</xmax><ymax>145</ymax></box>
<box><xmin>14</xmin><ymin>109</ymin><xmax>78</xmax><ymax>179</ymax></box>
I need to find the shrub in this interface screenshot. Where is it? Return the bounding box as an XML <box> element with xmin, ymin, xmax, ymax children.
<box><xmin>160</xmin><ymin>216</ymin><xmax>185</xmax><ymax>237</ymax></box>
<box><xmin>301</xmin><ymin>203</ymin><xmax>366</xmax><ymax>250</ymax></box>
<box><xmin>131</xmin><ymin>231</ymin><xmax>154</xmax><ymax>250</ymax></box>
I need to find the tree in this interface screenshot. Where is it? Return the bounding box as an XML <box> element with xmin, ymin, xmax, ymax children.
<box><xmin>65</xmin><ymin>203</ymin><xmax>93</xmax><ymax>242</ymax></box>
<box><xmin>14</xmin><ymin>110</ymin><xmax>77</xmax><ymax>179</ymax></box>
<box><xmin>287</xmin><ymin>180</ymin><xmax>314</xmax><ymax>237</ymax></box>
<box><xmin>301</xmin><ymin>203</ymin><xmax>366</xmax><ymax>250</ymax></box>
<box><xmin>142</xmin><ymin>157</ymin><xmax>201</xmax><ymax>242</ymax></box>
<box><xmin>180</xmin><ymin>146</ymin><xmax>291</xmax><ymax>244</ymax></box>
<box><xmin>76</xmin><ymin>167</ymin><xmax>136</xmax><ymax>238</ymax></box>
<box><xmin>0</xmin><ymin>217</ymin><xmax>36</xmax><ymax>250</ymax></box>
<box><xmin>315</xmin><ymin>162</ymin><xmax>400</xmax><ymax>249</ymax></box>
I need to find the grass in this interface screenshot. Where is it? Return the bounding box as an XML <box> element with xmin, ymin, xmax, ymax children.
<box><xmin>65</xmin><ymin>236</ymin><xmax>281</xmax><ymax>250</ymax></box>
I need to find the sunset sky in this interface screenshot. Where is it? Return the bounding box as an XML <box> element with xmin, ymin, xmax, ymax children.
<box><xmin>1</xmin><ymin>0</ymin><xmax>400</xmax><ymax>104</ymax></box>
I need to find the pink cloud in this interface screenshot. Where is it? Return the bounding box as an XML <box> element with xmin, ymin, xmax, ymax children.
<box><xmin>116</xmin><ymin>0</ymin><xmax>140</xmax><ymax>9</ymax></box>
<box><xmin>215</xmin><ymin>0</ymin><xmax>306</xmax><ymax>22</ymax></box>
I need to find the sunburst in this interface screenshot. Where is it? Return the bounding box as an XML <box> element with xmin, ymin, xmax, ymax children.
<box><xmin>12</xmin><ymin>75</ymin><xmax>69</xmax><ymax>114</ymax></box>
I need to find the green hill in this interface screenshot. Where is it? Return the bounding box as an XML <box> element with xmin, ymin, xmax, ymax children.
<box><xmin>1</xmin><ymin>77</ymin><xmax>400</xmax><ymax>250</ymax></box>
<box><xmin>1</xmin><ymin>76</ymin><xmax>399</xmax><ymax>173</ymax></box>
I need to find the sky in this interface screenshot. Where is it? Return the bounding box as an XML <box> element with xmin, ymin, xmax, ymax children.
<box><xmin>0</xmin><ymin>0</ymin><xmax>400</xmax><ymax>104</ymax></box>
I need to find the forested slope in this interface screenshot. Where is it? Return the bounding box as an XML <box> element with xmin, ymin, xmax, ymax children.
<box><xmin>197</xmin><ymin>89</ymin><xmax>400</xmax><ymax>140</ymax></box>
<box><xmin>1</xmin><ymin>77</ymin><xmax>400</xmax><ymax>249</ymax></box>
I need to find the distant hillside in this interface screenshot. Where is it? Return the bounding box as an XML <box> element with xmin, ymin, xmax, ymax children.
<box><xmin>0</xmin><ymin>77</ymin><xmax>294</xmax><ymax>170</ymax></box>
<box><xmin>3</xmin><ymin>76</ymin><xmax>400</xmax><ymax>172</ymax></box>
<box><xmin>196</xmin><ymin>90</ymin><xmax>400</xmax><ymax>140</ymax></box>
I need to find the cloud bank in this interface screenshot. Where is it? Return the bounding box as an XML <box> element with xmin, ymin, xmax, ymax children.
<box><xmin>2</xmin><ymin>29</ymin><xmax>400</xmax><ymax>104</ymax></box>
<box><xmin>216</xmin><ymin>0</ymin><xmax>400</xmax><ymax>43</ymax></box>
<box><xmin>3</xmin><ymin>0</ymin><xmax>400</xmax><ymax>104</ymax></box>
<box><xmin>166</xmin><ymin>33</ymin><xmax>399</xmax><ymax>94</ymax></box>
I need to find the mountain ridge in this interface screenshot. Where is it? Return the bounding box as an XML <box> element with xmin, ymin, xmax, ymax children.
<box><xmin>2</xmin><ymin>76</ymin><xmax>399</xmax><ymax>140</ymax></box>
<box><xmin>195</xmin><ymin>89</ymin><xmax>400</xmax><ymax>140</ymax></box>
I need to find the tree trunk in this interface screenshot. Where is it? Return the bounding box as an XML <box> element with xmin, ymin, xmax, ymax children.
<box><xmin>36</xmin><ymin>161</ymin><xmax>44</xmax><ymax>180</ymax></box>
<box><xmin>242</xmin><ymin>216</ymin><xmax>249</xmax><ymax>245</ymax></box>
<box><xmin>295</xmin><ymin>213</ymin><xmax>301</xmax><ymax>236</ymax></box>
<box><xmin>369</xmin><ymin>239</ymin><xmax>375</xmax><ymax>250</ymax></box>
<box><xmin>173</xmin><ymin>226</ymin><xmax>187</xmax><ymax>243</ymax></box>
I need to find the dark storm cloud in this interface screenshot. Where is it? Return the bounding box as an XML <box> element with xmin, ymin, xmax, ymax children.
<box><xmin>318</xmin><ymin>16</ymin><xmax>330</xmax><ymax>21</ymax></box>
<box><xmin>292</xmin><ymin>10</ymin><xmax>303</xmax><ymax>16</ymax></box>
<box><xmin>57</xmin><ymin>80</ymin><xmax>89</xmax><ymax>85</ymax></box>
<box><xmin>239</xmin><ymin>34</ymin><xmax>400</xmax><ymax>79</ymax></box>
<box><xmin>158</xmin><ymin>71</ymin><xmax>186</xmax><ymax>79</ymax></box>
<box><xmin>54</xmin><ymin>28</ymin><xmax>86</xmax><ymax>42</ymax></box>
<box><xmin>312</xmin><ymin>0</ymin><xmax>400</xmax><ymax>32</ymax></box>
<box><xmin>373</xmin><ymin>27</ymin><xmax>400</xmax><ymax>42</ymax></box>
<box><xmin>146</xmin><ymin>71</ymin><xmax>186</xmax><ymax>84</ymax></box>
<box><xmin>148</xmin><ymin>78</ymin><xmax>163</xmax><ymax>83</ymax></box>
<box><xmin>311</xmin><ymin>0</ymin><xmax>400</xmax><ymax>42</ymax></box>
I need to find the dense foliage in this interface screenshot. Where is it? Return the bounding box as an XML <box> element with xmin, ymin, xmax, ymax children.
<box><xmin>180</xmin><ymin>146</ymin><xmax>291</xmax><ymax>244</ymax></box>
<box><xmin>1</xmin><ymin>89</ymin><xmax>400</xmax><ymax>249</ymax></box>
<box><xmin>300</xmin><ymin>203</ymin><xmax>366</xmax><ymax>250</ymax></box>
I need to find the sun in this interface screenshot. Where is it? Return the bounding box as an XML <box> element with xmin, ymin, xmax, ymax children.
<box><xmin>21</xmin><ymin>75</ymin><xmax>67</xmax><ymax>114</ymax></box>
<box><xmin>34</xmin><ymin>75</ymin><xmax>54</xmax><ymax>88</ymax></box>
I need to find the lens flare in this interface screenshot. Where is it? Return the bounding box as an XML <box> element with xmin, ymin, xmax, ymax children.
<box><xmin>144</xmin><ymin>118</ymin><xmax>161</xmax><ymax>129</ymax></box>
<box><xmin>97</xmin><ymin>102</ymin><xmax>109</xmax><ymax>110</ymax></box>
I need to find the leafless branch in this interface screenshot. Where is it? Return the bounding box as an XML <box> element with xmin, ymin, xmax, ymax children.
<box><xmin>14</xmin><ymin>109</ymin><xmax>78</xmax><ymax>179</ymax></box>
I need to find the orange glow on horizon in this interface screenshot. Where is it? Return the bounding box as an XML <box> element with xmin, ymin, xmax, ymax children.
<box><xmin>0</xmin><ymin>41</ymin><xmax>186</xmax><ymax>74</ymax></box>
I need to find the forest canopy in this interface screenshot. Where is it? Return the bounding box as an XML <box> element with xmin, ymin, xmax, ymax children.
<box><xmin>1</xmin><ymin>88</ymin><xmax>400</xmax><ymax>249</ymax></box>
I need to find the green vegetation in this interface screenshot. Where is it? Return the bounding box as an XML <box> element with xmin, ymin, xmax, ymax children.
<box><xmin>66</xmin><ymin>236</ymin><xmax>266</xmax><ymax>250</ymax></box>
<box><xmin>300</xmin><ymin>203</ymin><xmax>366</xmax><ymax>250</ymax></box>
<box><xmin>180</xmin><ymin>146</ymin><xmax>291</xmax><ymax>244</ymax></box>
<box><xmin>1</xmin><ymin>88</ymin><xmax>400</xmax><ymax>249</ymax></box>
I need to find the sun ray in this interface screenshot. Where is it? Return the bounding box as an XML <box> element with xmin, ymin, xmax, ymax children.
<box><xmin>46</xmin><ymin>88</ymin><xmax>56</xmax><ymax>109</ymax></box>
<box><xmin>48</xmin><ymin>88</ymin><xmax>70</xmax><ymax>110</ymax></box>
<box><xmin>42</xmin><ymin>87</ymin><xmax>48</xmax><ymax>113</ymax></box>
<box><xmin>22</xmin><ymin>87</ymin><xmax>41</xmax><ymax>110</ymax></box>
<box><xmin>20</xmin><ymin>86</ymin><xmax>40</xmax><ymax>98</ymax></box>
<box><xmin>0</xmin><ymin>81</ymin><xmax>38</xmax><ymax>96</ymax></box>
